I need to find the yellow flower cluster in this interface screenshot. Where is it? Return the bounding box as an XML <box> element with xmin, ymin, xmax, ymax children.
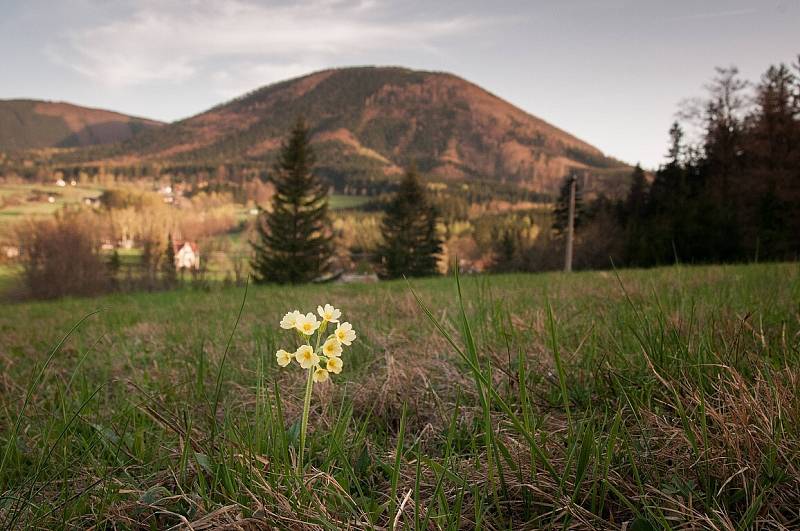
<box><xmin>276</xmin><ymin>303</ymin><xmax>356</xmax><ymax>383</ymax></box>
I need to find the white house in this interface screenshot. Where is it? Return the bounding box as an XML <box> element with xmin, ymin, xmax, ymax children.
<box><xmin>173</xmin><ymin>241</ymin><xmax>200</xmax><ymax>270</ymax></box>
<box><xmin>2</xmin><ymin>245</ymin><xmax>19</xmax><ymax>259</ymax></box>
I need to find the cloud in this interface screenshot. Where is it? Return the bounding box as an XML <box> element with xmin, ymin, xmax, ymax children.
<box><xmin>211</xmin><ymin>61</ymin><xmax>327</xmax><ymax>99</ymax></box>
<box><xmin>51</xmin><ymin>0</ymin><xmax>484</xmax><ymax>92</ymax></box>
<box><xmin>665</xmin><ymin>8</ymin><xmax>758</xmax><ymax>22</ymax></box>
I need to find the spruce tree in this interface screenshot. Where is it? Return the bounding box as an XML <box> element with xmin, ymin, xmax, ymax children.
<box><xmin>747</xmin><ymin>63</ymin><xmax>799</xmax><ymax>258</ymax></box>
<box><xmin>251</xmin><ymin>118</ymin><xmax>332</xmax><ymax>284</ymax></box>
<box><xmin>107</xmin><ymin>248</ymin><xmax>121</xmax><ymax>276</ymax></box>
<box><xmin>625</xmin><ymin>164</ymin><xmax>647</xmax><ymax>217</ymax></box>
<box><xmin>666</xmin><ymin>121</ymin><xmax>684</xmax><ymax>165</ymax></box>
<box><xmin>491</xmin><ymin>227</ymin><xmax>518</xmax><ymax>272</ymax></box>
<box><xmin>377</xmin><ymin>168</ymin><xmax>442</xmax><ymax>279</ymax></box>
<box><xmin>141</xmin><ymin>238</ymin><xmax>157</xmax><ymax>287</ymax></box>
<box><xmin>552</xmin><ymin>174</ymin><xmax>583</xmax><ymax>236</ymax></box>
<box><xmin>701</xmin><ymin>68</ymin><xmax>748</xmax><ymax>261</ymax></box>
<box><xmin>106</xmin><ymin>248</ymin><xmax>121</xmax><ymax>290</ymax></box>
<box><xmin>623</xmin><ymin>164</ymin><xmax>649</xmax><ymax>264</ymax></box>
<box><xmin>162</xmin><ymin>233</ymin><xmax>177</xmax><ymax>286</ymax></box>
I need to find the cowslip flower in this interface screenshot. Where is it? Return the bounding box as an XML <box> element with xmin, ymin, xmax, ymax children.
<box><xmin>334</xmin><ymin>322</ymin><xmax>357</xmax><ymax>346</ymax></box>
<box><xmin>326</xmin><ymin>356</ymin><xmax>343</xmax><ymax>374</ymax></box>
<box><xmin>274</xmin><ymin>303</ymin><xmax>357</xmax><ymax>472</ymax></box>
<box><xmin>322</xmin><ymin>337</ymin><xmax>342</xmax><ymax>358</ymax></box>
<box><xmin>317</xmin><ymin>304</ymin><xmax>341</xmax><ymax>323</ymax></box>
<box><xmin>313</xmin><ymin>367</ymin><xmax>330</xmax><ymax>383</ymax></box>
<box><xmin>276</xmin><ymin>349</ymin><xmax>293</xmax><ymax>367</ymax></box>
<box><xmin>296</xmin><ymin>313</ymin><xmax>321</xmax><ymax>336</ymax></box>
<box><xmin>280</xmin><ymin>310</ymin><xmax>302</xmax><ymax>330</ymax></box>
<box><xmin>295</xmin><ymin>345</ymin><xmax>319</xmax><ymax>369</ymax></box>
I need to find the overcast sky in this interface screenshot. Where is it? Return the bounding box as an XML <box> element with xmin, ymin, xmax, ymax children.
<box><xmin>1</xmin><ymin>0</ymin><xmax>797</xmax><ymax>168</ymax></box>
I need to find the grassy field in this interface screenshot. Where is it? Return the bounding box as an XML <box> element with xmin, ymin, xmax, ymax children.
<box><xmin>0</xmin><ymin>263</ymin><xmax>798</xmax><ymax>529</ymax></box>
<box><xmin>0</xmin><ymin>183</ymin><xmax>104</xmax><ymax>237</ymax></box>
<box><xmin>329</xmin><ymin>194</ymin><xmax>371</xmax><ymax>210</ymax></box>
<box><xmin>0</xmin><ymin>264</ymin><xmax>20</xmax><ymax>295</ymax></box>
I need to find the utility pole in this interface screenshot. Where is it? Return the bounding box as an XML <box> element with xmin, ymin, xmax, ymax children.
<box><xmin>564</xmin><ymin>174</ymin><xmax>576</xmax><ymax>272</ymax></box>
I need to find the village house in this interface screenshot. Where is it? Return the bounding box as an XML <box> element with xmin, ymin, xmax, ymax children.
<box><xmin>173</xmin><ymin>240</ymin><xmax>201</xmax><ymax>270</ymax></box>
<box><xmin>2</xmin><ymin>245</ymin><xmax>20</xmax><ymax>259</ymax></box>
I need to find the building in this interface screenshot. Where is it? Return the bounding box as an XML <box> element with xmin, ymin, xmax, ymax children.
<box><xmin>2</xmin><ymin>245</ymin><xmax>20</xmax><ymax>259</ymax></box>
<box><xmin>173</xmin><ymin>241</ymin><xmax>200</xmax><ymax>270</ymax></box>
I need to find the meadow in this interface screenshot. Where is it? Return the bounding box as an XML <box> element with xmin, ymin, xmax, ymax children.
<box><xmin>0</xmin><ymin>263</ymin><xmax>798</xmax><ymax>529</ymax></box>
<box><xmin>0</xmin><ymin>183</ymin><xmax>103</xmax><ymax>234</ymax></box>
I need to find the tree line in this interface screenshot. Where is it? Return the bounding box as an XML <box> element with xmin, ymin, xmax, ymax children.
<box><xmin>626</xmin><ymin>61</ymin><xmax>800</xmax><ymax>265</ymax></box>
<box><xmin>493</xmin><ymin>57</ymin><xmax>800</xmax><ymax>271</ymax></box>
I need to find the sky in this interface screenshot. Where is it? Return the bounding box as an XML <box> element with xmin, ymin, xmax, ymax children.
<box><xmin>1</xmin><ymin>0</ymin><xmax>798</xmax><ymax>168</ymax></box>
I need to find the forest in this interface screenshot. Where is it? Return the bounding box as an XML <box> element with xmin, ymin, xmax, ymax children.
<box><xmin>495</xmin><ymin>59</ymin><xmax>800</xmax><ymax>271</ymax></box>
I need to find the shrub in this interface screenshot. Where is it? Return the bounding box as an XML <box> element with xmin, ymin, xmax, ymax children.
<box><xmin>16</xmin><ymin>212</ymin><xmax>111</xmax><ymax>299</ymax></box>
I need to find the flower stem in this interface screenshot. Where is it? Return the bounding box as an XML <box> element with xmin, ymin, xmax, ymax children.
<box><xmin>298</xmin><ymin>366</ymin><xmax>314</xmax><ymax>474</ymax></box>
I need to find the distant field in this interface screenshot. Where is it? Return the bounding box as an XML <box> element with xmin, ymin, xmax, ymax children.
<box><xmin>329</xmin><ymin>193</ymin><xmax>371</xmax><ymax>210</ymax></box>
<box><xmin>0</xmin><ymin>263</ymin><xmax>798</xmax><ymax>528</ymax></box>
<box><xmin>0</xmin><ymin>186</ymin><xmax>366</xmax><ymax>239</ymax></box>
<box><xmin>0</xmin><ymin>183</ymin><xmax>104</xmax><ymax>234</ymax></box>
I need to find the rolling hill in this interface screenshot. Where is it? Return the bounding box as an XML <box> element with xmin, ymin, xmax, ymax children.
<box><xmin>70</xmin><ymin>67</ymin><xmax>630</xmax><ymax>195</ymax></box>
<box><xmin>0</xmin><ymin>100</ymin><xmax>163</xmax><ymax>151</ymax></box>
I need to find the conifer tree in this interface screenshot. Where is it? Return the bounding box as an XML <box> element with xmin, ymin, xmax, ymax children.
<box><xmin>377</xmin><ymin>168</ymin><xmax>442</xmax><ymax>279</ymax></box>
<box><xmin>141</xmin><ymin>238</ymin><xmax>158</xmax><ymax>287</ymax></box>
<box><xmin>162</xmin><ymin>233</ymin><xmax>177</xmax><ymax>286</ymax></box>
<box><xmin>251</xmin><ymin>118</ymin><xmax>332</xmax><ymax>284</ymax></box>
<box><xmin>552</xmin><ymin>174</ymin><xmax>583</xmax><ymax>236</ymax></box>
<box><xmin>625</xmin><ymin>164</ymin><xmax>648</xmax><ymax>217</ymax></box>
<box><xmin>666</xmin><ymin>121</ymin><xmax>684</xmax><ymax>165</ymax></box>
<box><xmin>747</xmin><ymin>63</ymin><xmax>799</xmax><ymax>258</ymax></box>
<box><xmin>491</xmin><ymin>227</ymin><xmax>518</xmax><ymax>272</ymax></box>
<box><xmin>623</xmin><ymin>164</ymin><xmax>649</xmax><ymax>264</ymax></box>
<box><xmin>107</xmin><ymin>248</ymin><xmax>121</xmax><ymax>277</ymax></box>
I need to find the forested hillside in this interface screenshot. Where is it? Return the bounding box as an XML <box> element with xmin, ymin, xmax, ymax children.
<box><xmin>0</xmin><ymin>100</ymin><xmax>162</xmax><ymax>150</ymax></box>
<box><xmin>47</xmin><ymin>67</ymin><xmax>629</xmax><ymax>196</ymax></box>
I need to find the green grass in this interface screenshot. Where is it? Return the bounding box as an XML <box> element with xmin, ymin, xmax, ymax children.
<box><xmin>329</xmin><ymin>194</ymin><xmax>370</xmax><ymax>210</ymax></box>
<box><xmin>0</xmin><ymin>263</ymin><xmax>798</xmax><ymax>529</ymax></box>
<box><xmin>0</xmin><ymin>183</ymin><xmax>104</xmax><ymax>236</ymax></box>
<box><xmin>0</xmin><ymin>264</ymin><xmax>20</xmax><ymax>294</ymax></box>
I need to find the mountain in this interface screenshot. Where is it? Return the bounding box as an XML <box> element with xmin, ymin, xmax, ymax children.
<box><xmin>0</xmin><ymin>100</ymin><xmax>163</xmax><ymax>151</ymax></box>
<box><xmin>51</xmin><ymin>67</ymin><xmax>630</xmax><ymax>195</ymax></box>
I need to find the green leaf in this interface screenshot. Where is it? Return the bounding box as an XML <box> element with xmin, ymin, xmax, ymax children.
<box><xmin>193</xmin><ymin>452</ymin><xmax>213</xmax><ymax>474</ymax></box>
<box><xmin>286</xmin><ymin>419</ymin><xmax>301</xmax><ymax>444</ymax></box>
<box><xmin>139</xmin><ymin>486</ymin><xmax>171</xmax><ymax>506</ymax></box>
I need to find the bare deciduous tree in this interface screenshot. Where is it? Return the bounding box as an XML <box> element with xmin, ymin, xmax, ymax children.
<box><xmin>17</xmin><ymin>212</ymin><xmax>111</xmax><ymax>299</ymax></box>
